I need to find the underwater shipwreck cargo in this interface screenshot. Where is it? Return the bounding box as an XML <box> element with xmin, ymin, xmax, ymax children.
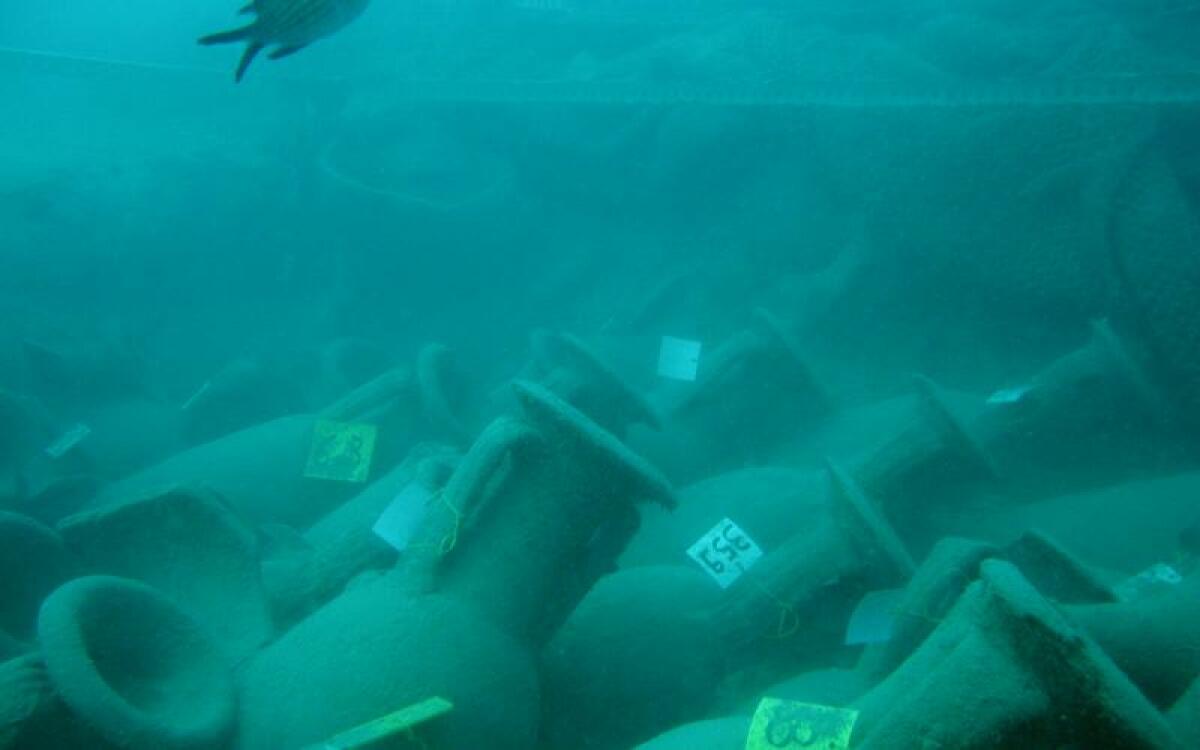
<box><xmin>0</xmin><ymin>385</ymin><xmax>141</xmax><ymax>527</ymax></box>
<box><xmin>8</xmin><ymin>8</ymin><xmax>1200</xmax><ymax>750</ymax></box>
<box><xmin>52</xmin><ymin>486</ymin><xmax>274</xmax><ymax>665</ymax></box>
<box><xmin>18</xmin><ymin>338</ymin><xmax>186</xmax><ymax>480</ymax></box>
<box><xmin>1</xmin><ymin>575</ymin><xmax>236</xmax><ymax>750</ymax></box>
<box><xmin>263</xmin><ymin>443</ymin><xmax>460</xmax><ymax>625</ymax></box>
<box><xmin>763</xmin><ymin>529</ymin><xmax>1121</xmax><ymax>708</ymax></box>
<box><xmin>539</xmin><ymin>564</ymin><xmax>726</xmax><ymax>750</ymax></box>
<box><xmin>619</xmin><ymin>465</ymin><xmax>828</xmax><ymax>568</ymax></box>
<box><xmin>819</xmin><ymin>315</ymin><xmax>1197</xmax><ymax>552</ymax></box>
<box><xmin>177</xmin><ymin>358</ymin><xmax>309</xmax><ymax>447</ymax></box>
<box><xmin>82</xmin><ymin>343</ymin><xmax>471</xmax><ymax>530</ymax></box>
<box><xmin>849</xmin><ymin>561</ymin><xmax>1184</xmax><ymax>749</ymax></box>
<box><xmin>594</xmin><ymin>438</ymin><xmax>1199</xmax><ymax>748</ymax></box>
<box><xmin>179</xmin><ymin>338</ymin><xmax>402</xmax><ymax>447</ymax></box>
<box><xmin>710</xmin><ymin>462</ymin><xmax>915</xmax><ymax>652</ymax></box>
<box><xmin>1065</xmin><ymin>572</ymin><xmax>1200</xmax><ymax>710</ymax></box>
<box><xmin>580</xmin><ymin>465</ymin><xmax>1134</xmax><ymax>749</ymax></box>
<box><xmin>542</xmin><ymin>307</ymin><xmax>1200</xmax><ymax>747</ymax></box>
<box><xmin>630</xmin><ymin>308</ymin><xmax>833</xmax><ymax>484</ymax></box>
<box><xmin>520</xmin><ymin>329</ymin><xmax>662</xmax><ymax>438</ymax></box>
<box><xmin>759</xmin><ymin>535</ymin><xmax>1007</xmax><ymax>711</ymax></box>
<box><xmin>967</xmin><ymin>319</ymin><xmax>1187</xmax><ymax>499</ymax></box>
<box><xmin>233</xmin><ymin>382</ymin><xmax>676</xmax><ymax>749</ymax></box>
<box><xmin>635</xmin><ymin>562</ymin><xmax>1189</xmax><ymax>749</ymax></box>
<box><xmin>541</xmin><ymin>461</ymin><xmax>915</xmax><ymax>749</ymax></box>
<box><xmin>824</xmin><ymin>122</ymin><xmax>1200</xmax><ymax>507</ymax></box>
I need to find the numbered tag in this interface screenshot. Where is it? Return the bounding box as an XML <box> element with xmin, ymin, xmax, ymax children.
<box><xmin>845</xmin><ymin>588</ymin><xmax>904</xmax><ymax>646</ymax></box>
<box><xmin>304</xmin><ymin>420</ymin><xmax>377</xmax><ymax>483</ymax></box>
<box><xmin>1115</xmin><ymin>562</ymin><xmax>1182</xmax><ymax>601</ymax></box>
<box><xmin>1138</xmin><ymin>562</ymin><xmax>1183</xmax><ymax>585</ymax></box>
<box><xmin>372</xmin><ymin>483</ymin><xmax>432</xmax><ymax>552</ymax></box>
<box><xmin>658</xmin><ymin>336</ymin><xmax>702</xmax><ymax>381</ymax></box>
<box><xmin>45</xmin><ymin>423</ymin><xmax>91</xmax><ymax>459</ymax></box>
<box><xmin>745</xmin><ymin>698</ymin><xmax>858</xmax><ymax>750</ymax></box>
<box><xmin>986</xmin><ymin>385</ymin><xmax>1031</xmax><ymax>405</ymax></box>
<box><xmin>320</xmin><ymin>696</ymin><xmax>453</xmax><ymax>750</ymax></box>
<box><xmin>686</xmin><ymin>518</ymin><xmax>763</xmax><ymax>588</ymax></box>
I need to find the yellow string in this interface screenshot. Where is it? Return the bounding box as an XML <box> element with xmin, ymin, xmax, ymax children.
<box><xmin>745</xmin><ymin>578</ymin><xmax>802</xmax><ymax>640</ymax></box>
<box><xmin>397</xmin><ymin>489</ymin><xmax>461</xmax><ymax>558</ymax></box>
<box><xmin>775</xmin><ymin>601</ymin><xmax>801</xmax><ymax>639</ymax></box>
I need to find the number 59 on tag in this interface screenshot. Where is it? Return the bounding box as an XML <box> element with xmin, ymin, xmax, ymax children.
<box><xmin>686</xmin><ymin>518</ymin><xmax>763</xmax><ymax>588</ymax></box>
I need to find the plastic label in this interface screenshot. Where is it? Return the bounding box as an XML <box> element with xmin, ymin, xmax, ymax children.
<box><xmin>986</xmin><ymin>385</ymin><xmax>1031</xmax><ymax>405</ymax></box>
<box><xmin>1139</xmin><ymin>562</ymin><xmax>1183</xmax><ymax>585</ymax></box>
<box><xmin>1115</xmin><ymin>562</ymin><xmax>1183</xmax><ymax>601</ymax></box>
<box><xmin>658</xmin><ymin>336</ymin><xmax>702</xmax><ymax>381</ymax></box>
<box><xmin>687</xmin><ymin>518</ymin><xmax>762</xmax><ymax>588</ymax></box>
<box><xmin>45</xmin><ymin>423</ymin><xmax>91</xmax><ymax>458</ymax></box>
<box><xmin>372</xmin><ymin>483</ymin><xmax>432</xmax><ymax>552</ymax></box>
<box><xmin>304</xmin><ymin>419</ymin><xmax>377</xmax><ymax>483</ymax></box>
<box><xmin>320</xmin><ymin>696</ymin><xmax>453</xmax><ymax>750</ymax></box>
<box><xmin>745</xmin><ymin>698</ymin><xmax>858</xmax><ymax>750</ymax></box>
<box><xmin>845</xmin><ymin>588</ymin><xmax>904</xmax><ymax>645</ymax></box>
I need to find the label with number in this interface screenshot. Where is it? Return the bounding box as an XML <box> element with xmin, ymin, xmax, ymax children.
<box><xmin>745</xmin><ymin>698</ymin><xmax>858</xmax><ymax>750</ymax></box>
<box><xmin>658</xmin><ymin>336</ymin><xmax>702</xmax><ymax>382</ymax></box>
<box><xmin>686</xmin><ymin>518</ymin><xmax>763</xmax><ymax>588</ymax></box>
<box><xmin>304</xmin><ymin>419</ymin><xmax>377</xmax><ymax>483</ymax></box>
<box><xmin>372</xmin><ymin>483</ymin><xmax>432</xmax><ymax>552</ymax></box>
<box><xmin>1115</xmin><ymin>562</ymin><xmax>1183</xmax><ymax>601</ymax></box>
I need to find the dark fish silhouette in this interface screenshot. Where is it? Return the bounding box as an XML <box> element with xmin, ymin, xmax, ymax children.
<box><xmin>198</xmin><ymin>0</ymin><xmax>371</xmax><ymax>82</ymax></box>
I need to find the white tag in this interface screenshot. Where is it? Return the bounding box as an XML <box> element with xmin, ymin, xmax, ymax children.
<box><xmin>986</xmin><ymin>385</ymin><xmax>1030</xmax><ymax>405</ymax></box>
<box><xmin>45</xmin><ymin>423</ymin><xmax>91</xmax><ymax>458</ymax></box>
<box><xmin>372</xmin><ymin>483</ymin><xmax>432</xmax><ymax>552</ymax></box>
<box><xmin>1123</xmin><ymin>564</ymin><xmax>1180</xmax><ymax>588</ymax></box>
<box><xmin>1135</xmin><ymin>562</ymin><xmax>1182</xmax><ymax>585</ymax></box>
<box><xmin>1115</xmin><ymin>562</ymin><xmax>1183</xmax><ymax>601</ymax></box>
<box><xmin>845</xmin><ymin>588</ymin><xmax>904</xmax><ymax>645</ymax></box>
<box><xmin>686</xmin><ymin>518</ymin><xmax>762</xmax><ymax>588</ymax></box>
<box><xmin>657</xmin><ymin>336</ymin><xmax>702</xmax><ymax>381</ymax></box>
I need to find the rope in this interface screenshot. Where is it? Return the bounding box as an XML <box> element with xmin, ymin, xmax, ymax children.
<box><xmin>741</xmin><ymin>577</ymin><xmax>801</xmax><ymax>640</ymax></box>
<box><xmin>0</xmin><ymin>45</ymin><xmax>238</xmax><ymax>79</ymax></box>
<box><xmin>398</xmin><ymin>488</ymin><xmax>462</xmax><ymax>558</ymax></box>
<box><xmin>436</xmin><ymin>488</ymin><xmax>462</xmax><ymax>556</ymax></box>
<box><xmin>316</xmin><ymin>139</ymin><xmax>513</xmax><ymax>208</ymax></box>
<box><xmin>344</xmin><ymin>75</ymin><xmax>1200</xmax><ymax>108</ymax></box>
<box><xmin>4</xmin><ymin>45</ymin><xmax>1200</xmax><ymax>108</ymax></box>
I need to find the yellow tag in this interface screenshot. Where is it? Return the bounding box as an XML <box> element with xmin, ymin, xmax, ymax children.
<box><xmin>322</xmin><ymin>696</ymin><xmax>453</xmax><ymax>749</ymax></box>
<box><xmin>304</xmin><ymin>419</ymin><xmax>377</xmax><ymax>483</ymax></box>
<box><xmin>745</xmin><ymin>698</ymin><xmax>858</xmax><ymax>750</ymax></box>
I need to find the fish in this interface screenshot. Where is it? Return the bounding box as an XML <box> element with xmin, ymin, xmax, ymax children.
<box><xmin>198</xmin><ymin>0</ymin><xmax>371</xmax><ymax>83</ymax></box>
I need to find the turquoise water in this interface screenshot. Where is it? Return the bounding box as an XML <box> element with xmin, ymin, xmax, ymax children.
<box><xmin>2</xmin><ymin>2</ymin><xmax>1199</xmax><ymax>749</ymax></box>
